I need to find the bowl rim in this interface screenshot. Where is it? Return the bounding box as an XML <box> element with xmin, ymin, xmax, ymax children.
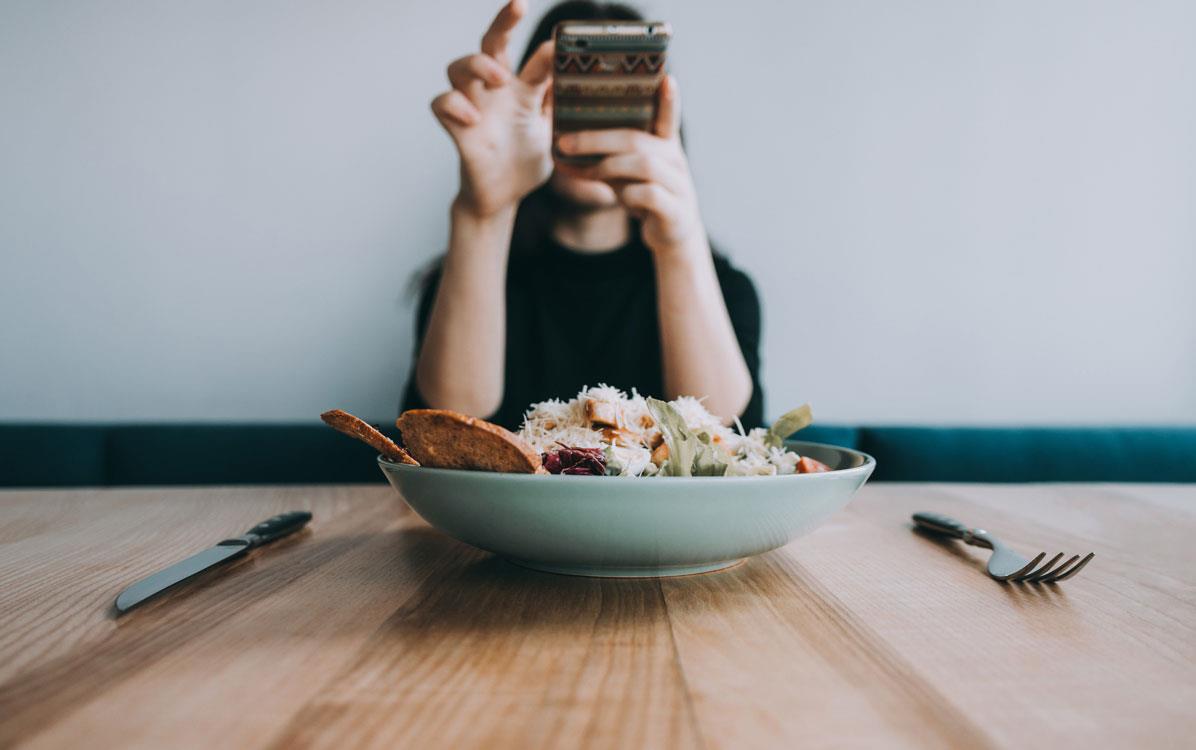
<box><xmin>376</xmin><ymin>440</ymin><xmax>875</xmax><ymax>484</ymax></box>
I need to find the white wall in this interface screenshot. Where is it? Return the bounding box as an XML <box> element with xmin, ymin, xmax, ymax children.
<box><xmin>2</xmin><ymin>0</ymin><xmax>1193</xmax><ymax>424</ymax></box>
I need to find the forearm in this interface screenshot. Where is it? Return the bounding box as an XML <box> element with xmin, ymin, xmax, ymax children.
<box><xmin>654</xmin><ymin>238</ymin><xmax>753</xmax><ymax>422</ymax></box>
<box><xmin>414</xmin><ymin>199</ymin><xmax>514</xmax><ymax>416</ymax></box>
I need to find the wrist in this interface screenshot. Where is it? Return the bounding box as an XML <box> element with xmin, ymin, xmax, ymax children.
<box><xmin>451</xmin><ymin>192</ymin><xmax>517</xmax><ymax>224</ymax></box>
<box><xmin>447</xmin><ymin>195</ymin><xmax>517</xmax><ymax>273</ymax></box>
<box><xmin>650</xmin><ymin>232</ymin><xmax>711</xmax><ymax>271</ymax></box>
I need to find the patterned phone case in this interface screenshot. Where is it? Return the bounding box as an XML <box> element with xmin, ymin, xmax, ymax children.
<box><xmin>552</xmin><ymin>20</ymin><xmax>671</xmax><ymax>164</ymax></box>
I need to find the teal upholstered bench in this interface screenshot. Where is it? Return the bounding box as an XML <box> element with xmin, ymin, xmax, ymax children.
<box><xmin>858</xmin><ymin>427</ymin><xmax>1195</xmax><ymax>482</ymax></box>
<box><xmin>0</xmin><ymin>424</ymin><xmax>385</xmax><ymax>487</ymax></box>
<box><xmin>0</xmin><ymin>424</ymin><xmax>1192</xmax><ymax>487</ymax></box>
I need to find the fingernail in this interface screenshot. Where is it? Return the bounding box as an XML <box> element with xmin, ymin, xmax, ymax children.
<box><xmin>558</xmin><ymin>134</ymin><xmax>575</xmax><ymax>152</ymax></box>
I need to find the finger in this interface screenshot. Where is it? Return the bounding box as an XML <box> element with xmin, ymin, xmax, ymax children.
<box><xmin>654</xmin><ymin>75</ymin><xmax>681</xmax><ymax>139</ymax></box>
<box><xmin>556</xmin><ymin>128</ymin><xmax>657</xmax><ymax>156</ymax></box>
<box><xmin>480</xmin><ymin>0</ymin><xmax>526</xmax><ymax>69</ymax></box>
<box><xmin>518</xmin><ymin>40</ymin><xmax>554</xmax><ymax>87</ymax></box>
<box><xmin>618</xmin><ymin>182</ymin><xmax>679</xmax><ymax>219</ymax></box>
<box><xmin>430</xmin><ymin>90</ymin><xmax>480</xmax><ymax>128</ymax></box>
<box><xmin>448</xmin><ymin>54</ymin><xmax>509</xmax><ymax>93</ymax></box>
<box><xmin>561</xmin><ymin>153</ymin><xmax>685</xmax><ymax>193</ymax></box>
<box><xmin>447</xmin><ymin>54</ymin><xmax>509</xmax><ymax>102</ymax></box>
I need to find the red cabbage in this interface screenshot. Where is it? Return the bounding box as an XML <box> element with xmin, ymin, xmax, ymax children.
<box><xmin>542</xmin><ymin>445</ymin><xmax>606</xmax><ymax>476</ymax></box>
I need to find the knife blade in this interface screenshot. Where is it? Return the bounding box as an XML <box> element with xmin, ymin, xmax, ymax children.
<box><xmin>115</xmin><ymin>510</ymin><xmax>312</xmax><ymax>614</ymax></box>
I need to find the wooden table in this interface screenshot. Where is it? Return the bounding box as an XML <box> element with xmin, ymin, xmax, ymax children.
<box><xmin>1</xmin><ymin>483</ymin><xmax>1193</xmax><ymax>749</ymax></box>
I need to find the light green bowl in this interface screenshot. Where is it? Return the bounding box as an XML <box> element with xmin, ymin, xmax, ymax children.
<box><xmin>378</xmin><ymin>441</ymin><xmax>874</xmax><ymax>578</ymax></box>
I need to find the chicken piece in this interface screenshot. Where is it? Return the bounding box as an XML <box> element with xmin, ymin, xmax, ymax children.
<box><xmin>585</xmin><ymin>398</ymin><xmax>620</xmax><ymax>428</ymax></box>
<box><xmin>651</xmin><ymin>442</ymin><xmax>670</xmax><ymax>466</ymax></box>
<box><xmin>602</xmin><ymin>426</ymin><xmax>646</xmax><ymax>448</ymax></box>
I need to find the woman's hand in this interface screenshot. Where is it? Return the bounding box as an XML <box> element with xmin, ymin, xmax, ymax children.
<box><xmin>554</xmin><ymin>76</ymin><xmax>706</xmax><ymax>258</ymax></box>
<box><xmin>430</xmin><ymin>0</ymin><xmax>555</xmax><ymax>218</ymax></box>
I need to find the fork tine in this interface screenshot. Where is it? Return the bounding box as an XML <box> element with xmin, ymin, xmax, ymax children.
<box><xmin>1049</xmin><ymin>552</ymin><xmax>1094</xmax><ymax>582</ymax></box>
<box><xmin>1035</xmin><ymin>555</ymin><xmax>1079</xmax><ymax>583</ymax></box>
<box><xmin>1014</xmin><ymin>552</ymin><xmax>1063</xmax><ymax>583</ymax></box>
<box><xmin>996</xmin><ymin>552</ymin><xmax>1044</xmax><ymax>582</ymax></box>
<box><xmin>1024</xmin><ymin>553</ymin><xmax>1073</xmax><ymax>583</ymax></box>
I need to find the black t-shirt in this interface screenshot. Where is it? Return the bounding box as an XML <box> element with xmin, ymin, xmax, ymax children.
<box><xmin>401</xmin><ymin>236</ymin><xmax>764</xmax><ymax>431</ymax></box>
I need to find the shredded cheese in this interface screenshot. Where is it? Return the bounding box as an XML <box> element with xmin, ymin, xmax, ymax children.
<box><xmin>519</xmin><ymin>385</ymin><xmax>805</xmax><ymax>477</ymax></box>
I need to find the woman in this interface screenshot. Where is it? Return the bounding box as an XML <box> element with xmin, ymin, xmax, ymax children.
<box><xmin>403</xmin><ymin>0</ymin><xmax>763</xmax><ymax>430</ymax></box>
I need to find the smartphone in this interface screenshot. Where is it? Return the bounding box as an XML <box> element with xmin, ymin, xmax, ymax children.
<box><xmin>552</xmin><ymin>20</ymin><xmax>672</xmax><ymax>165</ymax></box>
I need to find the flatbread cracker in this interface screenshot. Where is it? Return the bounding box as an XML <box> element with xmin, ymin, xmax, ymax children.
<box><xmin>396</xmin><ymin>409</ymin><xmax>546</xmax><ymax>474</ymax></box>
<box><xmin>321</xmin><ymin>409</ymin><xmax>419</xmax><ymax>466</ymax></box>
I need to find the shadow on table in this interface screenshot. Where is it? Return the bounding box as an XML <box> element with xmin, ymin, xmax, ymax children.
<box><xmin>910</xmin><ymin>525</ymin><xmax>1073</xmax><ymax>606</ymax></box>
<box><xmin>909</xmin><ymin>526</ymin><xmax>988</xmax><ymax>571</ymax></box>
<box><xmin>377</xmin><ymin>526</ymin><xmax>774</xmax><ymax>635</ymax></box>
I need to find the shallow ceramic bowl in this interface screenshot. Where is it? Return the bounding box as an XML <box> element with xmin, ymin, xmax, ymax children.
<box><xmin>378</xmin><ymin>440</ymin><xmax>874</xmax><ymax>577</ymax></box>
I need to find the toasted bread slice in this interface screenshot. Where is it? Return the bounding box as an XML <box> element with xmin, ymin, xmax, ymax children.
<box><xmin>321</xmin><ymin>409</ymin><xmax>419</xmax><ymax>466</ymax></box>
<box><xmin>396</xmin><ymin>409</ymin><xmax>545</xmax><ymax>474</ymax></box>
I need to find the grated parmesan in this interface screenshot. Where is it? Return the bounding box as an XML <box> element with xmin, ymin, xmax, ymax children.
<box><xmin>518</xmin><ymin>385</ymin><xmax>804</xmax><ymax>477</ymax></box>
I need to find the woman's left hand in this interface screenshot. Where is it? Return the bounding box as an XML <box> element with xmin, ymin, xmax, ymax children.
<box><xmin>554</xmin><ymin>76</ymin><xmax>706</xmax><ymax>259</ymax></box>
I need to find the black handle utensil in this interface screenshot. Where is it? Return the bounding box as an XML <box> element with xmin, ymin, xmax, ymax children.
<box><xmin>240</xmin><ymin>511</ymin><xmax>313</xmax><ymax>545</ymax></box>
<box><xmin>115</xmin><ymin>511</ymin><xmax>312</xmax><ymax>614</ymax></box>
<box><xmin>912</xmin><ymin>511</ymin><xmax>1093</xmax><ymax>583</ymax></box>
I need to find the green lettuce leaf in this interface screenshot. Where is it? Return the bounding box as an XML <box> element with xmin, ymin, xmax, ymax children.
<box><xmin>692</xmin><ymin>429</ymin><xmax>728</xmax><ymax>476</ymax></box>
<box><xmin>765</xmin><ymin>404</ymin><xmax>813</xmax><ymax>449</ymax></box>
<box><xmin>646</xmin><ymin>398</ymin><xmax>727</xmax><ymax>477</ymax></box>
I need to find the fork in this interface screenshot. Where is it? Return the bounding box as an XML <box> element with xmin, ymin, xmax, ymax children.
<box><xmin>912</xmin><ymin>512</ymin><xmax>1094</xmax><ymax>583</ymax></box>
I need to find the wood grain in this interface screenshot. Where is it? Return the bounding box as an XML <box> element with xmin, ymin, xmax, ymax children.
<box><xmin>0</xmin><ymin>483</ymin><xmax>1193</xmax><ymax>749</ymax></box>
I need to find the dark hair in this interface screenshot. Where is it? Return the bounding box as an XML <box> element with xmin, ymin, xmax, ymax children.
<box><xmin>510</xmin><ymin>1</ymin><xmax>645</xmax><ymax>254</ymax></box>
<box><xmin>518</xmin><ymin>1</ymin><xmax>643</xmax><ymax>69</ymax></box>
<box><xmin>413</xmin><ymin>1</ymin><xmax>651</xmax><ymax>296</ymax></box>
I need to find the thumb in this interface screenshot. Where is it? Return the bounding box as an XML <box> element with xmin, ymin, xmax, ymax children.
<box><xmin>653</xmin><ymin>75</ymin><xmax>681</xmax><ymax>139</ymax></box>
<box><xmin>518</xmin><ymin>40</ymin><xmax>554</xmax><ymax>87</ymax></box>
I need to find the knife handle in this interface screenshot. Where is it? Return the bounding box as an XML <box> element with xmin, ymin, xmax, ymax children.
<box><xmin>245</xmin><ymin>511</ymin><xmax>312</xmax><ymax>545</ymax></box>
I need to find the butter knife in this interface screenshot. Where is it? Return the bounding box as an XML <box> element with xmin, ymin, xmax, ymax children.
<box><xmin>115</xmin><ymin>511</ymin><xmax>312</xmax><ymax>614</ymax></box>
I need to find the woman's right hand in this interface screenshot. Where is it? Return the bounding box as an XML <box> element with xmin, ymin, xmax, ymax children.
<box><xmin>431</xmin><ymin>0</ymin><xmax>555</xmax><ymax>218</ymax></box>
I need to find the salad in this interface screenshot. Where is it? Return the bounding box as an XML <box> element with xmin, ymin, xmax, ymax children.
<box><xmin>324</xmin><ymin>385</ymin><xmax>833</xmax><ymax>476</ymax></box>
<box><xmin>518</xmin><ymin>385</ymin><xmax>830</xmax><ymax>477</ymax></box>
